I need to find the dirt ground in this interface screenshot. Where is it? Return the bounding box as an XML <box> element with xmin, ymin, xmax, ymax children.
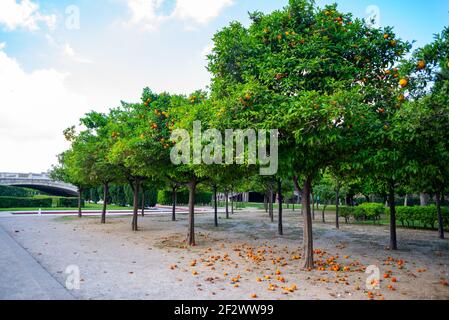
<box><xmin>1</xmin><ymin>208</ymin><xmax>449</xmax><ymax>300</ymax></box>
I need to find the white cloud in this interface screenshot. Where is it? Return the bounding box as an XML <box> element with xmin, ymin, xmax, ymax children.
<box><xmin>63</xmin><ymin>43</ymin><xmax>94</xmax><ymax>64</ymax></box>
<box><xmin>172</xmin><ymin>0</ymin><xmax>234</xmax><ymax>25</ymax></box>
<box><xmin>0</xmin><ymin>45</ymin><xmax>89</xmax><ymax>172</ymax></box>
<box><xmin>0</xmin><ymin>43</ymin><xmax>5</xmax><ymax>50</ymax></box>
<box><xmin>46</xmin><ymin>35</ymin><xmax>93</xmax><ymax>64</ymax></box>
<box><xmin>0</xmin><ymin>0</ymin><xmax>57</xmax><ymax>31</ymax></box>
<box><xmin>125</xmin><ymin>0</ymin><xmax>233</xmax><ymax>30</ymax></box>
<box><xmin>201</xmin><ymin>43</ymin><xmax>214</xmax><ymax>58</ymax></box>
<box><xmin>125</xmin><ymin>0</ymin><xmax>168</xmax><ymax>30</ymax></box>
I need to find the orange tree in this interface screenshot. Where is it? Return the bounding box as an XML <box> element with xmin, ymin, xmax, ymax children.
<box><xmin>107</xmin><ymin>89</ymin><xmax>172</xmax><ymax>231</ymax></box>
<box><xmin>398</xmin><ymin>27</ymin><xmax>449</xmax><ymax>239</ymax></box>
<box><xmin>164</xmin><ymin>91</ymin><xmax>212</xmax><ymax>245</ymax></box>
<box><xmin>208</xmin><ymin>0</ymin><xmax>410</xmax><ymax>268</ymax></box>
<box><xmin>78</xmin><ymin>111</ymin><xmax>124</xmax><ymax>224</ymax></box>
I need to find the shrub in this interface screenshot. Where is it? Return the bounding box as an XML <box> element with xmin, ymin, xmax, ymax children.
<box><xmin>0</xmin><ymin>197</ymin><xmax>53</xmax><ymax>208</ymax></box>
<box><xmin>354</xmin><ymin>203</ymin><xmax>385</xmax><ymax>222</ymax></box>
<box><xmin>339</xmin><ymin>206</ymin><xmax>355</xmax><ymax>223</ymax></box>
<box><xmin>57</xmin><ymin>197</ymin><xmax>84</xmax><ymax>208</ymax></box>
<box><xmin>0</xmin><ymin>186</ymin><xmax>34</xmax><ymax>197</ymax></box>
<box><xmin>393</xmin><ymin>206</ymin><xmax>449</xmax><ymax>229</ymax></box>
<box><xmin>157</xmin><ymin>190</ymin><xmax>212</xmax><ymax>206</ymax></box>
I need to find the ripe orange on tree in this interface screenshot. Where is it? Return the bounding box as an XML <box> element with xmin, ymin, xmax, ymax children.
<box><xmin>417</xmin><ymin>60</ymin><xmax>426</xmax><ymax>70</ymax></box>
<box><xmin>399</xmin><ymin>78</ymin><xmax>408</xmax><ymax>88</ymax></box>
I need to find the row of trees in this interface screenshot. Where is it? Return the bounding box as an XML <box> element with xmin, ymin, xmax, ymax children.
<box><xmin>52</xmin><ymin>0</ymin><xmax>449</xmax><ymax>269</ymax></box>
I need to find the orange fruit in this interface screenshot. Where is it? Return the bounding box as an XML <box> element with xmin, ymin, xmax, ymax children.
<box><xmin>417</xmin><ymin>60</ymin><xmax>426</xmax><ymax>70</ymax></box>
<box><xmin>383</xmin><ymin>34</ymin><xmax>389</xmax><ymax>39</ymax></box>
<box><xmin>399</xmin><ymin>78</ymin><xmax>408</xmax><ymax>88</ymax></box>
<box><xmin>391</xmin><ymin>277</ymin><xmax>397</xmax><ymax>283</ymax></box>
<box><xmin>251</xmin><ymin>294</ymin><xmax>257</xmax><ymax>298</ymax></box>
<box><xmin>390</xmin><ymin>40</ymin><xmax>397</xmax><ymax>47</ymax></box>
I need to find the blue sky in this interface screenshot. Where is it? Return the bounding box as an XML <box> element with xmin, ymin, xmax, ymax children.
<box><xmin>0</xmin><ymin>0</ymin><xmax>448</xmax><ymax>172</ymax></box>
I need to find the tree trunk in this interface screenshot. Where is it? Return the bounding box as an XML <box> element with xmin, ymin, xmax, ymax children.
<box><xmin>404</xmin><ymin>194</ymin><xmax>408</xmax><ymax>207</ymax></box>
<box><xmin>269</xmin><ymin>184</ymin><xmax>274</xmax><ymax>223</ymax></box>
<box><xmin>78</xmin><ymin>187</ymin><xmax>83</xmax><ymax>218</ymax></box>
<box><xmin>322</xmin><ymin>205</ymin><xmax>326</xmax><ymax>223</ymax></box>
<box><xmin>213</xmin><ymin>186</ymin><xmax>218</xmax><ymax>227</ymax></box>
<box><xmin>101</xmin><ymin>183</ymin><xmax>108</xmax><ymax>224</ymax></box>
<box><xmin>172</xmin><ymin>187</ymin><xmax>177</xmax><ymax>221</ymax></box>
<box><xmin>225</xmin><ymin>191</ymin><xmax>229</xmax><ymax>219</ymax></box>
<box><xmin>436</xmin><ymin>191</ymin><xmax>445</xmax><ymax>239</ymax></box>
<box><xmin>292</xmin><ymin>176</ymin><xmax>303</xmax><ymax>216</ymax></box>
<box><xmin>278</xmin><ymin>179</ymin><xmax>283</xmax><ymax>236</ymax></box>
<box><xmin>131</xmin><ymin>179</ymin><xmax>140</xmax><ymax>231</ymax></box>
<box><xmin>388</xmin><ymin>181</ymin><xmax>397</xmax><ymax>250</ymax></box>
<box><xmin>231</xmin><ymin>191</ymin><xmax>234</xmax><ymax>215</ymax></box>
<box><xmin>311</xmin><ymin>191</ymin><xmax>315</xmax><ymax>220</ymax></box>
<box><xmin>335</xmin><ymin>181</ymin><xmax>340</xmax><ymax>229</ymax></box>
<box><xmin>302</xmin><ymin>176</ymin><xmax>314</xmax><ymax>269</ymax></box>
<box><xmin>141</xmin><ymin>190</ymin><xmax>145</xmax><ymax>217</ymax></box>
<box><xmin>186</xmin><ymin>182</ymin><xmax>196</xmax><ymax>246</ymax></box>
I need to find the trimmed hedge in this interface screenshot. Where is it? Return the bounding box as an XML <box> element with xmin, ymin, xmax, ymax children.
<box><xmin>392</xmin><ymin>206</ymin><xmax>449</xmax><ymax>229</ymax></box>
<box><xmin>157</xmin><ymin>190</ymin><xmax>212</xmax><ymax>206</ymax></box>
<box><xmin>354</xmin><ymin>203</ymin><xmax>384</xmax><ymax>222</ymax></box>
<box><xmin>0</xmin><ymin>197</ymin><xmax>53</xmax><ymax>208</ymax></box>
<box><xmin>57</xmin><ymin>197</ymin><xmax>84</xmax><ymax>208</ymax></box>
<box><xmin>338</xmin><ymin>203</ymin><xmax>449</xmax><ymax>230</ymax></box>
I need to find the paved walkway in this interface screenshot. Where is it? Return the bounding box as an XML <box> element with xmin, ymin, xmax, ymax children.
<box><xmin>0</xmin><ymin>224</ymin><xmax>74</xmax><ymax>300</ymax></box>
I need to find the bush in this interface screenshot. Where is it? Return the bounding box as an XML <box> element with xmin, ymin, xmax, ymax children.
<box><xmin>143</xmin><ymin>190</ymin><xmax>158</xmax><ymax>208</ymax></box>
<box><xmin>157</xmin><ymin>190</ymin><xmax>212</xmax><ymax>206</ymax></box>
<box><xmin>393</xmin><ymin>206</ymin><xmax>449</xmax><ymax>229</ymax></box>
<box><xmin>339</xmin><ymin>206</ymin><xmax>355</xmax><ymax>223</ymax></box>
<box><xmin>0</xmin><ymin>186</ymin><xmax>34</xmax><ymax>197</ymax></box>
<box><xmin>0</xmin><ymin>197</ymin><xmax>53</xmax><ymax>208</ymax></box>
<box><xmin>57</xmin><ymin>197</ymin><xmax>84</xmax><ymax>208</ymax></box>
<box><xmin>354</xmin><ymin>203</ymin><xmax>385</xmax><ymax>222</ymax></box>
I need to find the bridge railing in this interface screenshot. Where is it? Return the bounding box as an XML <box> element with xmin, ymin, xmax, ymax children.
<box><xmin>0</xmin><ymin>172</ymin><xmax>50</xmax><ymax>180</ymax></box>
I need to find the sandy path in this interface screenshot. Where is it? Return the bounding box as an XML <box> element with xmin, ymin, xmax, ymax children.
<box><xmin>1</xmin><ymin>209</ymin><xmax>448</xmax><ymax>300</ymax></box>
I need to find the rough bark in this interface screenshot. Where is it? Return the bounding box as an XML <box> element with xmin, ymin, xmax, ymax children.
<box><xmin>302</xmin><ymin>176</ymin><xmax>314</xmax><ymax>269</ymax></box>
<box><xmin>277</xmin><ymin>179</ymin><xmax>283</xmax><ymax>236</ymax></box>
<box><xmin>186</xmin><ymin>182</ymin><xmax>196</xmax><ymax>246</ymax></box>
<box><xmin>101</xmin><ymin>183</ymin><xmax>109</xmax><ymax>224</ymax></box>
<box><xmin>213</xmin><ymin>185</ymin><xmax>218</xmax><ymax>227</ymax></box>
<box><xmin>388</xmin><ymin>181</ymin><xmax>397</xmax><ymax>250</ymax></box>
<box><xmin>436</xmin><ymin>192</ymin><xmax>445</xmax><ymax>239</ymax></box>
<box><xmin>131</xmin><ymin>179</ymin><xmax>140</xmax><ymax>231</ymax></box>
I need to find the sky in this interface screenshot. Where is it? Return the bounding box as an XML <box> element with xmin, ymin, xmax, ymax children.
<box><xmin>0</xmin><ymin>0</ymin><xmax>448</xmax><ymax>173</ymax></box>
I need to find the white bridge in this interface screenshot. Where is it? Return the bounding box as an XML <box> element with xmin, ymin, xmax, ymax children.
<box><xmin>0</xmin><ymin>172</ymin><xmax>78</xmax><ymax>197</ymax></box>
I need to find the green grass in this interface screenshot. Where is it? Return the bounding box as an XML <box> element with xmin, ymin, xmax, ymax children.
<box><xmin>0</xmin><ymin>203</ymin><xmax>132</xmax><ymax>212</ymax></box>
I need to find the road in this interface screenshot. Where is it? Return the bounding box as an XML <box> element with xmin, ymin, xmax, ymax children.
<box><xmin>0</xmin><ymin>223</ymin><xmax>74</xmax><ymax>300</ymax></box>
